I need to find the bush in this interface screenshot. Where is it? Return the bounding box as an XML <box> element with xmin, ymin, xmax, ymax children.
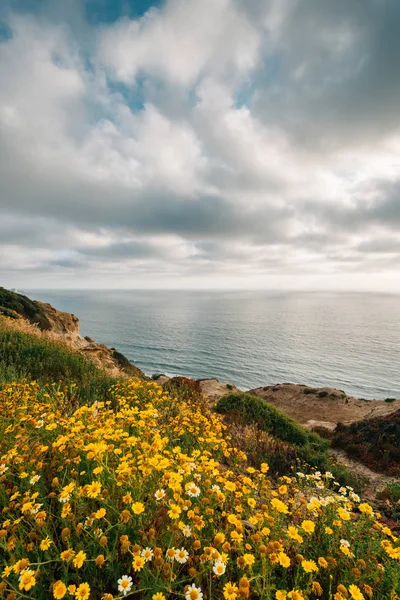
<box><xmin>332</xmin><ymin>410</ymin><xmax>400</xmax><ymax>476</ymax></box>
<box><xmin>215</xmin><ymin>392</ymin><xmax>327</xmax><ymax>450</ymax></box>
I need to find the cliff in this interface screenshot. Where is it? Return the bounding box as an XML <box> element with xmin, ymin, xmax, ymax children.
<box><xmin>0</xmin><ymin>287</ymin><xmax>145</xmax><ymax>380</ymax></box>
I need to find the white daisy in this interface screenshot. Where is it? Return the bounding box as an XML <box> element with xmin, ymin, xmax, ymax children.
<box><xmin>213</xmin><ymin>561</ymin><xmax>226</xmax><ymax>576</ymax></box>
<box><xmin>185</xmin><ymin>482</ymin><xmax>201</xmax><ymax>498</ymax></box>
<box><xmin>118</xmin><ymin>575</ymin><xmax>133</xmax><ymax>596</ymax></box>
<box><xmin>154</xmin><ymin>488</ymin><xmax>166</xmax><ymax>501</ymax></box>
<box><xmin>175</xmin><ymin>547</ymin><xmax>189</xmax><ymax>564</ymax></box>
<box><xmin>141</xmin><ymin>547</ymin><xmax>154</xmax><ymax>561</ymax></box>
<box><xmin>185</xmin><ymin>583</ymin><xmax>203</xmax><ymax>600</ymax></box>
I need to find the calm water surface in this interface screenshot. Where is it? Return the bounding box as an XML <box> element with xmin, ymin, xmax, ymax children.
<box><xmin>27</xmin><ymin>290</ymin><xmax>400</xmax><ymax>400</ymax></box>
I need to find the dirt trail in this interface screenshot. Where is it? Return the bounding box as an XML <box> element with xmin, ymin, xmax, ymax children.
<box><xmin>329</xmin><ymin>448</ymin><xmax>399</xmax><ymax>500</ymax></box>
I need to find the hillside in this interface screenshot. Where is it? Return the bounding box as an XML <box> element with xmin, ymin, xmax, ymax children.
<box><xmin>332</xmin><ymin>409</ymin><xmax>400</xmax><ymax>477</ymax></box>
<box><xmin>1</xmin><ymin>378</ymin><xmax>399</xmax><ymax>599</ymax></box>
<box><xmin>0</xmin><ymin>287</ymin><xmax>145</xmax><ymax>380</ymax></box>
<box><xmin>0</xmin><ymin>288</ymin><xmax>399</xmax><ymax>597</ymax></box>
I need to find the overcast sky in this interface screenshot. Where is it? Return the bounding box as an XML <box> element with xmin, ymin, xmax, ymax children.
<box><xmin>1</xmin><ymin>0</ymin><xmax>400</xmax><ymax>291</ymax></box>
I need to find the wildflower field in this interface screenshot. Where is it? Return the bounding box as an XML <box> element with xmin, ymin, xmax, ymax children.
<box><xmin>0</xmin><ymin>380</ymin><xmax>399</xmax><ymax>600</ymax></box>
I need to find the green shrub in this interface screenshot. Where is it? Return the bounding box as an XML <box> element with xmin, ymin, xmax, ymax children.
<box><xmin>385</xmin><ymin>397</ymin><xmax>396</xmax><ymax>403</ymax></box>
<box><xmin>215</xmin><ymin>392</ymin><xmax>328</xmax><ymax>450</ymax></box>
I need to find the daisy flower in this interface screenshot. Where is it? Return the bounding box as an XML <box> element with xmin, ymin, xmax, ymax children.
<box><xmin>185</xmin><ymin>584</ymin><xmax>203</xmax><ymax>600</ymax></box>
<box><xmin>117</xmin><ymin>575</ymin><xmax>133</xmax><ymax>596</ymax></box>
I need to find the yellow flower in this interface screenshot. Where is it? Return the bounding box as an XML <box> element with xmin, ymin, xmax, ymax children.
<box><xmin>301</xmin><ymin>520</ymin><xmax>315</xmax><ymax>534</ymax></box>
<box><xmin>349</xmin><ymin>585</ymin><xmax>364</xmax><ymax>600</ymax></box>
<box><xmin>318</xmin><ymin>557</ymin><xmax>328</xmax><ymax>568</ymax></box>
<box><xmin>223</xmin><ymin>582</ymin><xmax>239</xmax><ymax>600</ymax></box>
<box><xmin>276</xmin><ymin>592</ymin><xmax>287</xmax><ymax>600</ymax></box>
<box><xmin>325</xmin><ymin>527</ymin><xmax>333</xmax><ymax>535</ymax></box>
<box><xmin>337</xmin><ymin>508</ymin><xmax>351</xmax><ymax>521</ymax></box>
<box><xmin>271</xmin><ymin>498</ymin><xmax>289</xmax><ymax>514</ymax></box>
<box><xmin>242</xmin><ymin>553</ymin><xmax>255</xmax><ymax>566</ymax></box>
<box><xmin>60</xmin><ymin>549</ymin><xmax>75</xmax><ymax>561</ymax></box>
<box><xmin>132</xmin><ymin>555</ymin><xmax>145</xmax><ymax>571</ymax></box>
<box><xmin>168</xmin><ymin>504</ymin><xmax>181</xmax><ymax>519</ymax></box>
<box><xmin>72</xmin><ymin>550</ymin><xmax>86</xmax><ymax>569</ymax></box>
<box><xmin>152</xmin><ymin>594</ymin><xmax>166</xmax><ymax>600</ymax></box>
<box><xmin>86</xmin><ymin>481</ymin><xmax>102</xmax><ymax>498</ymax></box>
<box><xmin>261</xmin><ymin>463</ymin><xmax>269</xmax><ymax>473</ymax></box>
<box><xmin>53</xmin><ymin>580</ymin><xmax>67</xmax><ymax>599</ymax></box>
<box><xmin>288</xmin><ymin>591</ymin><xmax>305</xmax><ymax>600</ymax></box>
<box><xmin>301</xmin><ymin>559</ymin><xmax>318</xmax><ymax>573</ymax></box>
<box><xmin>131</xmin><ymin>501</ymin><xmax>145</xmax><ymax>515</ymax></box>
<box><xmin>75</xmin><ymin>582</ymin><xmax>90</xmax><ymax>600</ymax></box>
<box><xmin>95</xmin><ymin>508</ymin><xmax>106</xmax><ymax>519</ymax></box>
<box><xmin>278</xmin><ymin>552</ymin><xmax>291</xmax><ymax>568</ymax></box>
<box><xmin>359</xmin><ymin>503</ymin><xmax>373</xmax><ymax>517</ymax></box>
<box><xmin>40</xmin><ymin>536</ymin><xmax>52</xmax><ymax>550</ymax></box>
<box><xmin>2</xmin><ymin>566</ymin><xmax>13</xmax><ymax>578</ymax></box>
<box><xmin>18</xmin><ymin>569</ymin><xmax>36</xmax><ymax>591</ymax></box>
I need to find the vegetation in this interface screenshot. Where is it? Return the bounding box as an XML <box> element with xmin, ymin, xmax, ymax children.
<box><xmin>0</xmin><ymin>379</ymin><xmax>399</xmax><ymax>600</ymax></box>
<box><xmin>332</xmin><ymin>411</ymin><xmax>400</xmax><ymax>477</ymax></box>
<box><xmin>0</xmin><ymin>287</ymin><xmax>51</xmax><ymax>330</ymax></box>
<box><xmin>0</xmin><ymin>311</ymin><xmax>398</xmax><ymax>598</ymax></box>
<box><xmin>214</xmin><ymin>393</ymin><xmax>365</xmax><ymax>490</ymax></box>
<box><xmin>0</xmin><ymin>323</ymin><xmax>116</xmax><ymax>405</ymax></box>
<box><xmin>215</xmin><ymin>393</ymin><xmax>325</xmax><ymax>449</ymax></box>
<box><xmin>376</xmin><ymin>484</ymin><xmax>400</xmax><ymax>531</ymax></box>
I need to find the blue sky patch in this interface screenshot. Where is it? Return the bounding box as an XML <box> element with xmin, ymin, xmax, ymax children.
<box><xmin>84</xmin><ymin>0</ymin><xmax>164</xmax><ymax>24</ymax></box>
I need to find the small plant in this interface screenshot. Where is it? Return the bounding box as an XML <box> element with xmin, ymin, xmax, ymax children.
<box><xmin>226</xmin><ymin>383</ymin><xmax>233</xmax><ymax>390</ymax></box>
<box><xmin>385</xmin><ymin>397</ymin><xmax>396</xmax><ymax>403</ymax></box>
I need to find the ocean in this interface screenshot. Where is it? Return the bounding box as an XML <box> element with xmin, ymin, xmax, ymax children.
<box><xmin>27</xmin><ymin>290</ymin><xmax>400</xmax><ymax>400</ymax></box>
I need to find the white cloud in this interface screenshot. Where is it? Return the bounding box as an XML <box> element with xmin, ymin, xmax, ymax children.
<box><xmin>99</xmin><ymin>0</ymin><xmax>260</xmax><ymax>86</ymax></box>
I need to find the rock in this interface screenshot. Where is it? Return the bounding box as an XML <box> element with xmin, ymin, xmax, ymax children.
<box><xmin>248</xmin><ymin>382</ymin><xmax>400</xmax><ymax>427</ymax></box>
<box><xmin>197</xmin><ymin>378</ymin><xmax>240</xmax><ymax>402</ymax></box>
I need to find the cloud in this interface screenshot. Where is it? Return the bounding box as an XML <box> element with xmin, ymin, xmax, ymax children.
<box><xmin>0</xmin><ymin>0</ymin><xmax>400</xmax><ymax>290</ymax></box>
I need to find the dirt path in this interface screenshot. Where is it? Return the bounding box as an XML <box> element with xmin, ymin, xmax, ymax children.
<box><xmin>329</xmin><ymin>448</ymin><xmax>399</xmax><ymax>500</ymax></box>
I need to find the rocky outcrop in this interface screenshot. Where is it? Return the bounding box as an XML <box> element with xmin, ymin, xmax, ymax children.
<box><xmin>248</xmin><ymin>383</ymin><xmax>400</xmax><ymax>430</ymax></box>
<box><xmin>152</xmin><ymin>374</ymin><xmax>239</xmax><ymax>401</ymax></box>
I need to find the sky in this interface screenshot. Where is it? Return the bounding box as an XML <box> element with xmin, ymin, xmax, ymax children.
<box><xmin>1</xmin><ymin>0</ymin><xmax>400</xmax><ymax>291</ymax></box>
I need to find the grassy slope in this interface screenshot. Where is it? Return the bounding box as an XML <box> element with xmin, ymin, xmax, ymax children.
<box><xmin>0</xmin><ymin>318</ymin><xmax>117</xmax><ymax>405</ymax></box>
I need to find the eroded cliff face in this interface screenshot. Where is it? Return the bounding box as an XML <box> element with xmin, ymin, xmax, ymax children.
<box><xmin>37</xmin><ymin>301</ymin><xmax>146</xmax><ymax>379</ymax></box>
<box><xmin>35</xmin><ymin>301</ymin><xmax>81</xmax><ymax>344</ymax></box>
<box><xmin>0</xmin><ymin>288</ymin><xmax>146</xmax><ymax>380</ymax></box>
